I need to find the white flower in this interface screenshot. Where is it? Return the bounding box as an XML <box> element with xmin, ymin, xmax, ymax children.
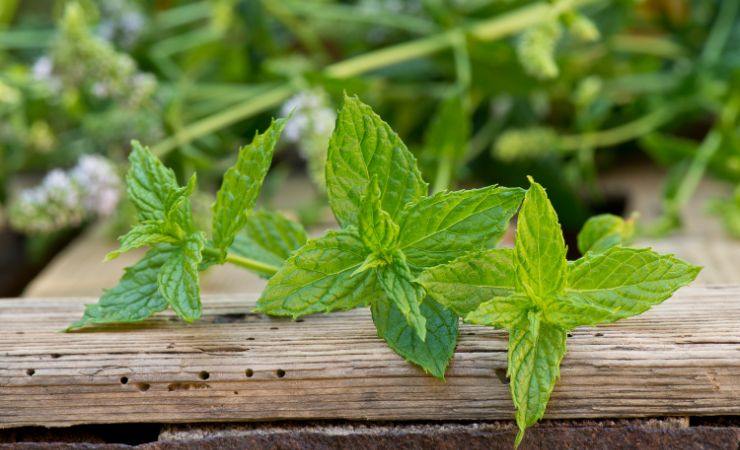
<box><xmin>280</xmin><ymin>91</ymin><xmax>336</xmax><ymax>146</ymax></box>
<box><xmin>9</xmin><ymin>155</ymin><xmax>121</xmax><ymax>234</ymax></box>
<box><xmin>70</xmin><ymin>155</ymin><xmax>121</xmax><ymax>216</ymax></box>
<box><xmin>280</xmin><ymin>90</ymin><xmax>336</xmax><ymax>190</ymax></box>
<box><xmin>31</xmin><ymin>56</ymin><xmax>62</xmax><ymax>93</ymax></box>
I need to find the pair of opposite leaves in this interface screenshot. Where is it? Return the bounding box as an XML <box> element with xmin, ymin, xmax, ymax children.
<box><xmin>71</xmin><ymin>96</ymin><xmax>700</xmax><ymax>446</ymax></box>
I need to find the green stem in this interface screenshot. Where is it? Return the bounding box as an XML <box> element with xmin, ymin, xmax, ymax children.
<box><xmin>152</xmin><ymin>84</ymin><xmax>296</xmax><ymax>157</ymax></box>
<box><xmin>225</xmin><ymin>253</ymin><xmax>280</xmax><ymax>276</ymax></box>
<box><xmin>558</xmin><ymin>99</ymin><xmax>699</xmax><ymax>152</ymax></box>
<box><xmin>668</xmin><ymin>130</ymin><xmax>722</xmax><ymax>216</ymax></box>
<box><xmin>263</xmin><ymin>0</ymin><xmax>328</xmax><ymax>60</ymax></box>
<box><xmin>202</xmin><ymin>247</ymin><xmax>279</xmax><ymax>276</ymax></box>
<box><xmin>432</xmin><ymin>157</ymin><xmax>453</xmax><ymax>194</ymax></box>
<box><xmin>701</xmin><ymin>0</ymin><xmax>739</xmax><ymax>66</ymax></box>
<box><xmin>669</xmin><ymin>96</ymin><xmax>740</xmax><ymax>216</ymax></box>
<box><xmin>150</xmin><ymin>0</ymin><xmax>598</xmax><ymax>157</ymax></box>
<box><xmin>281</xmin><ymin>0</ymin><xmax>437</xmax><ymax>35</ymax></box>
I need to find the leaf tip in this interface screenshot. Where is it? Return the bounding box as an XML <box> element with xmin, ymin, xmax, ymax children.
<box><xmin>514</xmin><ymin>427</ymin><xmax>526</xmax><ymax>448</ymax></box>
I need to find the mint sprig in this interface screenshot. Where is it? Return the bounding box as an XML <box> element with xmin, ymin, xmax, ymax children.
<box><xmin>67</xmin><ymin>119</ymin><xmax>305</xmax><ymax>330</ymax></box>
<box><xmin>418</xmin><ymin>177</ymin><xmax>700</xmax><ymax>446</ymax></box>
<box><xmin>257</xmin><ymin>95</ymin><xmax>525</xmax><ymax>377</ymax></box>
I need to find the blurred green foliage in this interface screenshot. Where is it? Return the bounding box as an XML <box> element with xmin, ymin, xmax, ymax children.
<box><xmin>0</xmin><ymin>0</ymin><xmax>738</xmax><ymax>240</ymax></box>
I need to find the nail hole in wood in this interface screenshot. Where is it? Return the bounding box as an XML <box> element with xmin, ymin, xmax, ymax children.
<box><xmin>276</xmin><ymin>369</ymin><xmax>286</xmax><ymax>378</ymax></box>
<box><xmin>198</xmin><ymin>371</ymin><xmax>210</xmax><ymax>380</ymax></box>
<box><xmin>26</xmin><ymin>369</ymin><xmax>35</xmax><ymax>376</ymax></box>
<box><xmin>50</xmin><ymin>353</ymin><xmax>61</xmax><ymax>359</ymax></box>
<box><xmin>135</xmin><ymin>382</ymin><xmax>150</xmax><ymax>392</ymax></box>
<box><xmin>120</xmin><ymin>376</ymin><xmax>128</xmax><ymax>385</ymax></box>
<box><xmin>245</xmin><ymin>369</ymin><xmax>254</xmax><ymax>378</ymax></box>
<box><xmin>494</xmin><ymin>368</ymin><xmax>510</xmax><ymax>385</ymax></box>
<box><xmin>594</xmin><ymin>332</ymin><xmax>604</xmax><ymax>337</ymax></box>
<box><xmin>567</xmin><ymin>333</ymin><xmax>574</xmax><ymax>338</ymax></box>
<box><xmin>270</xmin><ymin>327</ymin><xmax>279</xmax><ymax>330</ymax></box>
<box><xmin>246</xmin><ymin>337</ymin><xmax>255</xmax><ymax>341</ymax></box>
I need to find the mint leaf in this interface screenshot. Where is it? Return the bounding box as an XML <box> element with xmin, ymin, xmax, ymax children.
<box><xmin>508</xmin><ymin>311</ymin><xmax>567</xmax><ymax>447</ymax></box>
<box><xmin>515</xmin><ymin>176</ymin><xmax>567</xmax><ymax>300</ymax></box>
<box><xmin>377</xmin><ymin>259</ymin><xmax>426</xmax><ymax>340</ymax></box>
<box><xmin>577</xmin><ymin>213</ymin><xmax>635</xmax><ymax>255</ymax></box>
<box><xmin>359</xmin><ymin>176</ymin><xmax>400</xmax><ymax>253</ymax></box>
<box><xmin>126</xmin><ymin>141</ymin><xmax>182</xmax><ymax>222</ymax></box>
<box><xmin>398</xmin><ymin>186</ymin><xmax>524</xmax><ymax>268</ymax></box>
<box><xmin>230</xmin><ymin>210</ymin><xmax>307</xmax><ymax>269</ymax></box>
<box><xmin>158</xmin><ymin>233</ymin><xmax>205</xmax><ymax>322</ymax></box>
<box><xmin>67</xmin><ymin>246</ymin><xmax>176</xmax><ymax>330</ymax></box>
<box><xmin>546</xmin><ymin>247</ymin><xmax>701</xmax><ymax>328</ymax></box>
<box><xmin>425</xmin><ymin>177</ymin><xmax>699</xmax><ymax>446</ymax></box>
<box><xmin>105</xmin><ymin>221</ymin><xmax>179</xmax><ymax>261</ymax></box>
<box><xmin>261</xmin><ymin>97</ymin><xmax>526</xmax><ymax>378</ymax></box>
<box><xmin>465</xmin><ymin>294</ymin><xmax>530</xmax><ymax>329</ymax></box>
<box><xmin>326</xmin><ymin>95</ymin><xmax>427</xmax><ymax>227</ymax></box>
<box><xmin>256</xmin><ymin>229</ymin><xmax>379</xmax><ymax>318</ymax></box>
<box><xmin>417</xmin><ymin>248</ymin><xmax>517</xmax><ymax>316</ymax></box>
<box><xmin>371</xmin><ymin>297</ymin><xmax>458</xmax><ymax>379</ymax></box>
<box><xmin>212</xmin><ymin>118</ymin><xmax>286</xmax><ymax>255</ymax></box>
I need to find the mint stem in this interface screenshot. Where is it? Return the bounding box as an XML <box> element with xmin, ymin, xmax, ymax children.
<box><xmin>202</xmin><ymin>247</ymin><xmax>280</xmax><ymax>276</ymax></box>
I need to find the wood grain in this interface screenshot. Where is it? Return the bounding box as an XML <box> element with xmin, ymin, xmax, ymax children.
<box><xmin>1</xmin><ymin>286</ymin><xmax>738</xmax><ymax>428</ymax></box>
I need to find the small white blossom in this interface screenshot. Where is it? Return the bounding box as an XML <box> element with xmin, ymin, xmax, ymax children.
<box><xmin>70</xmin><ymin>155</ymin><xmax>121</xmax><ymax>216</ymax></box>
<box><xmin>9</xmin><ymin>155</ymin><xmax>121</xmax><ymax>234</ymax></box>
<box><xmin>280</xmin><ymin>90</ymin><xmax>336</xmax><ymax>190</ymax></box>
<box><xmin>31</xmin><ymin>56</ymin><xmax>62</xmax><ymax>93</ymax></box>
<box><xmin>96</xmin><ymin>0</ymin><xmax>147</xmax><ymax>49</ymax></box>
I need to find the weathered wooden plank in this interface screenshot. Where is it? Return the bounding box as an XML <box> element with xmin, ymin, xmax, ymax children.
<box><xmin>1</xmin><ymin>286</ymin><xmax>738</xmax><ymax>428</ymax></box>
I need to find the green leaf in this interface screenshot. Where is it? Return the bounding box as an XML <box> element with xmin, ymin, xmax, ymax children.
<box><xmin>465</xmin><ymin>295</ymin><xmax>530</xmax><ymax>329</ymax></box>
<box><xmin>515</xmin><ymin>177</ymin><xmax>567</xmax><ymax>301</ymax></box>
<box><xmin>377</xmin><ymin>260</ymin><xmax>426</xmax><ymax>341</ymax></box>
<box><xmin>577</xmin><ymin>214</ymin><xmax>635</xmax><ymax>255</ymax></box>
<box><xmin>326</xmin><ymin>95</ymin><xmax>427</xmax><ymax>227</ymax></box>
<box><xmin>417</xmin><ymin>248</ymin><xmax>517</xmax><ymax>316</ymax></box>
<box><xmin>545</xmin><ymin>247</ymin><xmax>701</xmax><ymax>328</ymax></box>
<box><xmin>359</xmin><ymin>176</ymin><xmax>400</xmax><ymax>253</ymax></box>
<box><xmin>126</xmin><ymin>141</ymin><xmax>182</xmax><ymax>222</ymax></box>
<box><xmin>398</xmin><ymin>186</ymin><xmax>524</xmax><ymax>268</ymax></box>
<box><xmin>105</xmin><ymin>221</ymin><xmax>179</xmax><ymax>261</ymax></box>
<box><xmin>230</xmin><ymin>210</ymin><xmax>308</xmax><ymax>269</ymax></box>
<box><xmin>212</xmin><ymin>118</ymin><xmax>286</xmax><ymax>254</ymax></box>
<box><xmin>256</xmin><ymin>229</ymin><xmax>379</xmax><ymax>318</ymax></box>
<box><xmin>67</xmin><ymin>246</ymin><xmax>176</xmax><ymax>330</ymax></box>
<box><xmin>508</xmin><ymin>311</ymin><xmax>567</xmax><ymax>447</ymax></box>
<box><xmin>371</xmin><ymin>296</ymin><xmax>458</xmax><ymax>379</ymax></box>
<box><xmin>158</xmin><ymin>233</ymin><xmax>205</xmax><ymax>322</ymax></box>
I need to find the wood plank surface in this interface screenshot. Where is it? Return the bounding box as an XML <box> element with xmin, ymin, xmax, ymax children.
<box><xmin>1</xmin><ymin>286</ymin><xmax>738</xmax><ymax>429</ymax></box>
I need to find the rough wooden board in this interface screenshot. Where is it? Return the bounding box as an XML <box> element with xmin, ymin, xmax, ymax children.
<box><xmin>1</xmin><ymin>286</ymin><xmax>738</xmax><ymax>429</ymax></box>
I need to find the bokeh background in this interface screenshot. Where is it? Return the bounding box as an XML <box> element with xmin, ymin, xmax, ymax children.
<box><xmin>0</xmin><ymin>0</ymin><xmax>738</xmax><ymax>296</ymax></box>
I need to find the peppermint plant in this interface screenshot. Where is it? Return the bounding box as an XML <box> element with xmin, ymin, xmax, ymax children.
<box><xmin>256</xmin><ymin>96</ymin><xmax>525</xmax><ymax>377</ymax></box>
<box><xmin>68</xmin><ymin>118</ymin><xmax>308</xmax><ymax>330</ymax></box>
<box><xmin>418</xmin><ymin>178</ymin><xmax>700</xmax><ymax>446</ymax></box>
